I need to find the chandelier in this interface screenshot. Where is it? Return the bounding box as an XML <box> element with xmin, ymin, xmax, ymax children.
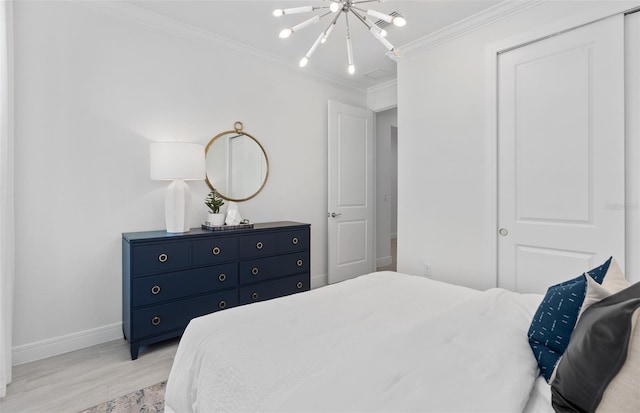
<box><xmin>273</xmin><ymin>0</ymin><xmax>406</xmax><ymax>74</ymax></box>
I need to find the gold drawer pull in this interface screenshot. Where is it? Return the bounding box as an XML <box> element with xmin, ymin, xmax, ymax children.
<box><xmin>212</xmin><ymin>246</ymin><xmax>221</xmax><ymax>255</ymax></box>
<box><xmin>292</xmin><ymin>237</ymin><xmax>299</xmax><ymax>245</ymax></box>
<box><xmin>296</xmin><ymin>281</ymin><xmax>303</xmax><ymax>289</ymax></box>
<box><xmin>251</xmin><ymin>267</ymin><xmax>259</xmax><ymax>276</ymax></box>
<box><xmin>151</xmin><ymin>316</ymin><xmax>161</xmax><ymax>326</ymax></box>
<box><xmin>256</xmin><ymin>241</ymin><xmax>263</xmax><ymax>250</ymax></box>
<box><xmin>251</xmin><ymin>292</ymin><xmax>259</xmax><ymax>300</ymax></box>
<box><xmin>151</xmin><ymin>285</ymin><xmax>161</xmax><ymax>295</ymax></box>
<box><xmin>297</xmin><ymin>259</ymin><xmax>303</xmax><ymax>267</ymax></box>
<box><xmin>158</xmin><ymin>253</ymin><xmax>168</xmax><ymax>263</ymax></box>
<box><xmin>218</xmin><ymin>273</ymin><xmax>227</xmax><ymax>282</ymax></box>
<box><xmin>218</xmin><ymin>300</ymin><xmax>227</xmax><ymax>309</ymax></box>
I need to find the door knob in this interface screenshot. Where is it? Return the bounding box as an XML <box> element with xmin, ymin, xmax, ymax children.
<box><xmin>499</xmin><ymin>228</ymin><xmax>509</xmax><ymax>236</ymax></box>
<box><xmin>330</xmin><ymin>212</ymin><xmax>342</xmax><ymax>218</ymax></box>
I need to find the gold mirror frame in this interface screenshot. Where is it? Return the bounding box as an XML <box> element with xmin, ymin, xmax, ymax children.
<box><xmin>205</xmin><ymin>122</ymin><xmax>269</xmax><ymax>202</ymax></box>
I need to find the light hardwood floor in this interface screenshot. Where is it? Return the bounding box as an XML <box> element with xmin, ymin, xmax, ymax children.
<box><xmin>0</xmin><ymin>337</ymin><xmax>179</xmax><ymax>412</ymax></box>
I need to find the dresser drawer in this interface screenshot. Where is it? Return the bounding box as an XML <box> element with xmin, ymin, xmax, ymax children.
<box><xmin>132</xmin><ymin>242</ymin><xmax>190</xmax><ymax>276</ymax></box>
<box><xmin>132</xmin><ymin>263</ymin><xmax>238</xmax><ymax>307</ymax></box>
<box><xmin>277</xmin><ymin>229</ymin><xmax>309</xmax><ymax>253</ymax></box>
<box><xmin>131</xmin><ymin>290</ymin><xmax>238</xmax><ymax>340</ymax></box>
<box><xmin>239</xmin><ymin>252</ymin><xmax>309</xmax><ymax>285</ymax></box>
<box><xmin>192</xmin><ymin>236</ymin><xmax>238</xmax><ymax>266</ymax></box>
<box><xmin>240</xmin><ymin>273</ymin><xmax>309</xmax><ymax>305</ymax></box>
<box><xmin>238</xmin><ymin>233</ymin><xmax>277</xmax><ymax>258</ymax></box>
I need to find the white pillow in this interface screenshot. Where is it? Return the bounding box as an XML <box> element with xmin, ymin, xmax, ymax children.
<box><xmin>601</xmin><ymin>258</ymin><xmax>630</xmax><ymax>292</ymax></box>
<box><xmin>581</xmin><ymin>258</ymin><xmax>630</xmax><ymax>316</ymax></box>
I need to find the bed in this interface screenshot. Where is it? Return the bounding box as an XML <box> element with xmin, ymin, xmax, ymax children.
<box><xmin>165</xmin><ymin>265</ymin><xmax>638</xmax><ymax>412</ymax></box>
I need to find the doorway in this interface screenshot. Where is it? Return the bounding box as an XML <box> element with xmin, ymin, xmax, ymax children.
<box><xmin>375</xmin><ymin>108</ymin><xmax>398</xmax><ymax>272</ymax></box>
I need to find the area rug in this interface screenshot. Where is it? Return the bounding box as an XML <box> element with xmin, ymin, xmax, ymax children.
<box><xmin>78</xmin><ymin>381</ymin><xmax>166</xmax><ymax>413</ymax></box>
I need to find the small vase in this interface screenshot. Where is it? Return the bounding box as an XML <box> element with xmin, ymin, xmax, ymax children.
<box><xmin>207</xmin><ymin>213</ymin><xmax>225</xmax><ymax>226</ymax></box>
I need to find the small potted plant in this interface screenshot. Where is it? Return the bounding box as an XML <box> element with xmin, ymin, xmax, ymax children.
<box><xmin>205</xmin><ymin>189</ymin><xmax>225</xmax><ymax>226</ymax></box>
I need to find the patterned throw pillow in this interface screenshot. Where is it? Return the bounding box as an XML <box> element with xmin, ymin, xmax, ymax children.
<box><xmin>528</xmin><ymin>257</ymin><xmax>613</xmax><ymax>382</ymax></box>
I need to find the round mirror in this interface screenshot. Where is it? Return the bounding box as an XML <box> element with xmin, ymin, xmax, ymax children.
<box><xmin>205</xmin><ymin>122</ymin><xmax>269</xmax><ymax>201</ymax></box>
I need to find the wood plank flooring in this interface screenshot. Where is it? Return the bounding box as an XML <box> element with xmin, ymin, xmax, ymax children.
<box><xmin>0</xmin><ymin>337</ymin><xmax>179</xmax><ymax>412</ymax></box>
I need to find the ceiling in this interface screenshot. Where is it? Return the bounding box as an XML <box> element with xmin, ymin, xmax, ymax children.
<box><xmin>128</xmin><ymin>0</ymin><xmax>502</xmax><ymax>89</ymax></box>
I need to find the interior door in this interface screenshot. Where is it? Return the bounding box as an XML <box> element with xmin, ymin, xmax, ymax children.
<box><xmin>328</xmin><ymin>100</ymin><xmax>375</xmax><ymax>284</ymax></box>
<box><xmin>498</xmin><ymin>15</ymin><xmax>625</xmax><ymax>293</ymax></box>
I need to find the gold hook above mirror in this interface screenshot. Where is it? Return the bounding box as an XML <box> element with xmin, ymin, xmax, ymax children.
<box><xmin>205</xmin><ymin>122</ymin><xmax>269</xmax><ymax>202</ymax></box>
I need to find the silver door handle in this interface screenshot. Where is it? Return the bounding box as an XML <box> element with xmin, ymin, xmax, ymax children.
<box><xmin>499</xmin><ymin>228</ymin><xmax>509</xmax><ymax>236</ymax></box>
<box><xmin>330</xmin><ymin>212</ymin><xmax>342</xmax><ymax>218</ymax></box>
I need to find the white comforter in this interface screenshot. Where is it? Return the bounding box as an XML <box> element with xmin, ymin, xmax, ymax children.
<box><xmin>165</xmin><ymin>271</ymin><xmax>543</xmax><ymax>412</ymax></box>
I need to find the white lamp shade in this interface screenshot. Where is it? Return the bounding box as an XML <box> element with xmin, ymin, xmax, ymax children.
<box><xmin>150</xmin><ymin>142</ymin><xmax>205</xmax><ymax>180</ymax></box>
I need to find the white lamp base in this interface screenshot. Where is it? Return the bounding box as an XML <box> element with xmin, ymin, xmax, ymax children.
<box><xmin>165</xmin><ymin>179</ymin><xmax>192</xmax><ymax>233</ymax></box>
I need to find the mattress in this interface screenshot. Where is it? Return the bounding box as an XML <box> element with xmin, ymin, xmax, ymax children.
<box><xmin>165</xmin><ymin>271</ymin><xmax>550</xmax><ymax>412</ymax></box>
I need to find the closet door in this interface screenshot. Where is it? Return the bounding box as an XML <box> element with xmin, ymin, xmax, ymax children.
<box><xmin>625</xmin><ymin>11</ymin><xmax>640</xmax><ymax>284</ymax></box>
<box><xmin>497</xmin><ymin>15</ymin><xmax>625</xmax><ymax>293</ymax></box>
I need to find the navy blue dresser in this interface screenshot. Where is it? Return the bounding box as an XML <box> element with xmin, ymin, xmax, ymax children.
<box><xmin>122</xmin><ymin>221</ymin><xmax>310</xmax><ymax>359</ymax></box>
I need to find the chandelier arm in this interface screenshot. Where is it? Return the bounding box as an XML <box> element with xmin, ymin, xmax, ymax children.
<box><xmin>345</xmin><ymin>13</ymin><xmax>355</xmax><ymax>74</ymax></box>
<box><xmin>348</xmin><ymin>8</ymin><xmax>372</xmax><ymax>29</ymax></box>
<box><xmin>324</xmin><ymin>10</ymin><xmax>343</xmax><ymax>35</ymax></box>
<box><xmin>351</xmin><ymin>0</ymin><xmax>383</xmax><ymax>5</ymax></box>
<box><xmin>280</xmin><ymin>5</ymin><xmax>333</xmax><ymax>15</ymax></box>
<box><xmin>318</xmin><ymin>10</ymin><xmax>336</xmax><ymax>20</ymax></box>
<box><xmin>286</xmin><ymin>10</ymin><xmax>335</xmax><ymax>36</ymax></box>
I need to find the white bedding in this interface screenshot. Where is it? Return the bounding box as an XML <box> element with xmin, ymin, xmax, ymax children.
<box><xmin>165</xmin><ymin>271</ymin><xmax>547</xmax><ymax>412</ymax></box>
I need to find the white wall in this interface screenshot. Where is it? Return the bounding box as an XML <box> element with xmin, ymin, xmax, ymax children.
<box><xmin>12</xmin><ymin>1</ymin><xmax>365</xmax><ymax>363</ymax></box>
<box><xmin>367</xmin><ymin>80</ymin><xmax>397</xmax><ymax>112</ymax></box>
<box><xmin>390</xmin><ymin>126</ymin><xmax>398</xmax><ymax>237</ymax></box>
<box><xmin>375</xmin><ymin>108</ymin><xmax>397</xmax><ymax>268</ymax></box>
<box><xmin>397</xmin><ymin>0</ymin><xmax>640</xmax><ymax>290</ymax></box>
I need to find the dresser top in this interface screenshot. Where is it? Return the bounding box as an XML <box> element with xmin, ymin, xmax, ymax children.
<box><xmin>123</xmin><ymin>221</ymin><xmax>310</xmax><ymax>242</ymax></box>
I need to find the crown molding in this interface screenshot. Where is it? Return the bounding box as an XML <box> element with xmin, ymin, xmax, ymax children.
<box><xmin>367</xmin><ymin>78</ymin><xmax>397</xmax><ymax>95</ymax></box>
<box><xmin>398</xmin><ymin>0</ymin><xmax>545</xmax><ymax>59</ymax></box>
<box><xmin>71</xmin><ymin>0</ymin><xmax>367</xmax><ymax>93</ymax></box>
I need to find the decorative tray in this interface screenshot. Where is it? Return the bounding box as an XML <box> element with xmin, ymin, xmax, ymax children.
<box><xmin>201</xmin><ymin>223</ymin><xmax>254</xmax><ymax>231</ymax></box>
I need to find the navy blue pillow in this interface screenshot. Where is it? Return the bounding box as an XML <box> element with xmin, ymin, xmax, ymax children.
<box><xmin>586</xmin><ymin>256</ymin><xmax>611</xmax><ymax>283</ymax></box>
<box><xmin>528</xmin><ymin>257</ymin><xmax>613</xmax><ymax>382</ymax></box>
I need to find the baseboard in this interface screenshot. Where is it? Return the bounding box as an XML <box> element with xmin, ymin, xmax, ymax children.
<box><xmin>12</xmin><ymin>322</ymin><xmax>123</xmax><ymax>366</ymax></box>
<box><xmin>311</xmin><ymin>273</ymin><xmax>328</xmax><ymax>289</ymax></box>
<box><xmin>377</xmin><ymin>256</ymin><xmax>392</xmax><ymax>268</ymax></box>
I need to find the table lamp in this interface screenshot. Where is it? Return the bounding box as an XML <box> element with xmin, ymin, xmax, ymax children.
<box><xmin>150</xmin><ymin>142</ymin><xmax>205</xmax><ymax>233</ymax></box>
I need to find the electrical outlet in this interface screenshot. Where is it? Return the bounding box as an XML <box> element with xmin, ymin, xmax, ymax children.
<box><xmin>423</xmin><ymin>263</ymin><xmax>432</xmax><ymax>277</ymax></box>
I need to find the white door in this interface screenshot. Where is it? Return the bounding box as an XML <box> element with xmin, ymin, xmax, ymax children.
<box><xmin>328</xmin><ymin>100</ymin><xmax>375</xmax><ymax>284</ymax></box>
<box><xmin>498</xmin><ymin>15</ymin><xmax>625</xmax><ymax>293</ymax></box>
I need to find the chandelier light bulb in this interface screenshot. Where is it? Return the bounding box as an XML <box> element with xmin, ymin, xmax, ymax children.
<box><xmin>279</xmin><ymin>28</ymin><xmax>293</xmax><ymax>38</ymax></box>
<box><xmin>299</xmin><ymin>57</ymin><xmax>309</xmax><ymax>67</ymax></box>
<box><xmin>273</xmin><ymin>9</ymin><xmax>283</xmax><ymax>17</ymax></box>
<box><xmin>329</xmin><ymin>2</ymin><xmax>341</xmax><ymax>13</ymax></box>
<box><xmin>348</xmin><ymin>64</ymin><xmax>355</xmax><ymax>75</ymax></box>
<box><xmin>392</xmin><ymin>16</ymin><xmax>406</xmax><ymax>27</ymax></box>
